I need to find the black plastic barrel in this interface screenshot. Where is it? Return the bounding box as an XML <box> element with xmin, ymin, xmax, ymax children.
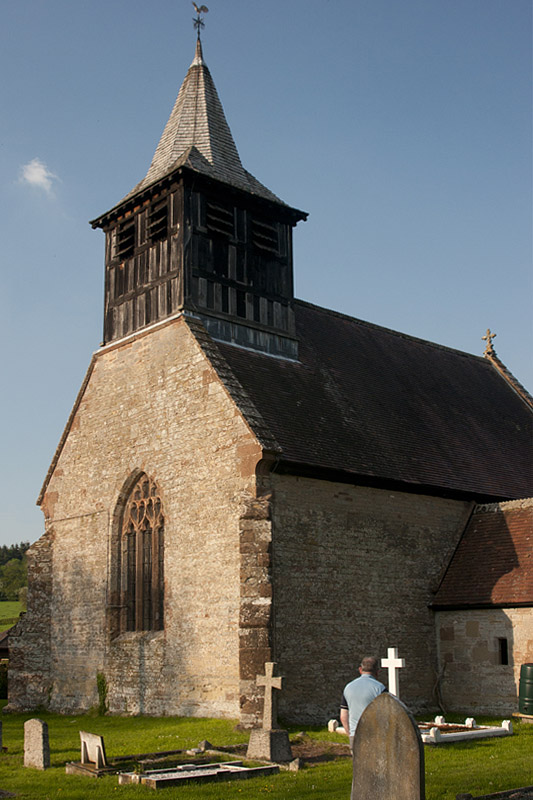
<box><xmin>518</xmin><ymin>663</ymin><xmax>533</xmax><ymax>714</ymax></box>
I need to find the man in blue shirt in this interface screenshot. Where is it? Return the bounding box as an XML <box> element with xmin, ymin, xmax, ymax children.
<box><xmin>340</xmin><ymin>656</ymin><xmax>387</xmax><ymax>750</ymax></box>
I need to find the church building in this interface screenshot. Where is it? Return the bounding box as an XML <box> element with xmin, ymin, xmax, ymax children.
<box><xmin>8</xmin><ymin>32</ymin><xmax>532</xmax><ymax>724</ymax></box>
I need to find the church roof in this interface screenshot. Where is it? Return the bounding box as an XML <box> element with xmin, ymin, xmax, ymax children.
<box><xmin>212</xmin><ymin>300</ymin><xmax>533</xmax><ymax>500</ymax></box>
<box><xmin>432</xmin><ymin>498</ymin><xmax>533</xmax><ymax>608</ymax></box>
<box><xmin>114</xmin><ymin>39</ymin><xmax>285</xmax><ymax>211</ymax></box>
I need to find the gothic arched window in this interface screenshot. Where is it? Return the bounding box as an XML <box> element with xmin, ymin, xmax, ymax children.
<box><xmin>121</xmin><ymin>474</ymin><xmax>164</xmax><ymax>632</ymax></box>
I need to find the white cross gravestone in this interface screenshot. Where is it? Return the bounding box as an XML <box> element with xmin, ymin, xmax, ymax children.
<box><xmin>246</xmin><ymin>662</ymin><xmax>293</xmax><ymax>763</ymax></box>
<box><xmin>381</xmin><ymin>646</ymin><xmax>405</xmax><ymax>698</ymax></box>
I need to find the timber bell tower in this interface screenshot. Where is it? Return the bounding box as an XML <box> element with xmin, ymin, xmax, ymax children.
<box><xmin>90</xmin><ymin>27</ymin><xmax>306</xmax><ymax>358</ymax></box>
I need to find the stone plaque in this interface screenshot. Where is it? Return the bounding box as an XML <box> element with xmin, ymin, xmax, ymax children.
<box><xmin>351</xmin><ymin>692</ymin><xmax>425</xmax><ymax>800</ymax></box>
<box><xmin>24</xmin><ymin>719</ymin><xmax>50</xmax><ymax>770</ymax></box>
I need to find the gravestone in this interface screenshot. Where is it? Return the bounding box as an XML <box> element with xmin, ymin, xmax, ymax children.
<box><xmin>24</xmin><ymin>719</ymin><xmax>50</xmax><ymax>770</ymax></box>
<box><xmin>80</xmin><ymin>731</ymin><xmax>108</xmax><ymax>768</ymax></box>
<box><xmin>381</xmin><ymin>646</ymin><xmax>405</xmax><ymax>698</ymax></box>
<box><xmin>246</xmin><ymin>662</ymin><xmax>293</xmax><ymax>762</ymax></box>
<box><xmin>65</xmin><ymin>730</ymin><xmax>114</xmax><ymax>777</ymax></box>
<box><xmin>351</xmin><ymin>692</ymin><xmax>425</xmax><ymax>800</ymax></box>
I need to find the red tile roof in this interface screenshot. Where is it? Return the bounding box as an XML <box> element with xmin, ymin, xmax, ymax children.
<box><xmin>433</xmin><ymin>498</ymin><xmax>533</xmax><ymax>607</ymax></box>
<box><xmin>215</xmin><ymin>300</ymin><xmax>533</xmax><ymax>500</ymax></box>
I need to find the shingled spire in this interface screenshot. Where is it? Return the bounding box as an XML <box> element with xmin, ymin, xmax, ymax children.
<box><xmin>91</xmin><ymin>39</ymin><xmax>306</xmax><ymax>353</ymax></box>
<box><xmin>121</xmin><ymin>38</ymin><xmax>282</xmax><ymax>206</ymax></box>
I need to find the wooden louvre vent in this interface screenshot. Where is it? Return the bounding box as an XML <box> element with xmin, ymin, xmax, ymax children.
<box><xmin>148</xmin><ymin>199</ymin><xmax>168</xmax><ymax>243</ymax></box>
<box><xmin>116</xmin><ymin>218</ymin><xmax>135</xmax><ymax>261</ymax></box>
<box><xmin>252</xmin><ymin>217</ymin><xmax>278</xmax><ymax>253</ymax></box>
<box><xmin>207</xmin><ymin>201</ymin><xmax>235</xmax><ymax>238</ymax></box>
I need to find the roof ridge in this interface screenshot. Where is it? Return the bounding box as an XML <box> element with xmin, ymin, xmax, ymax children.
<box><xmin>475</xmin><ymin>496</ymin><xmax>533</xmax><ymax>513</ymax></box>
<box><xmin>484</xmin><ymin>351</ymin><xmax>533</xmax><ymax>411</ymax></box>
<box><xmin>294</xmin><ymin>298</ymin><xmax>488</xmax><ymax>362</ymax></box>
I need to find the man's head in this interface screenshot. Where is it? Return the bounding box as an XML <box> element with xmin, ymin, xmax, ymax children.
<box><xmin>359</xmin><ymin>656</ymin><xmax>379</xmax><ymax>676</ymax></box>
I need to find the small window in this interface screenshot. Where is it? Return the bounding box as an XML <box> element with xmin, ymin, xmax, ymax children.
<box><xmin>498</xmin><ymin>638</ymin><xmax>509</xmax><ymax>665</ymax></box>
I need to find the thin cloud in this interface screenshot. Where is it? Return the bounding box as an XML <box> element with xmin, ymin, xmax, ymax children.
<box><xmin>19</xmin><ymin>158</ymin><xmax>59</xmax><ymax>194</ymax></box>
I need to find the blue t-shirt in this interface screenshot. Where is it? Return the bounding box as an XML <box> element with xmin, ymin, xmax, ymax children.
<box><xmin>341</xmin><ymin>673</ymin><xmax>386</xmax><ymax>735</ymax></box>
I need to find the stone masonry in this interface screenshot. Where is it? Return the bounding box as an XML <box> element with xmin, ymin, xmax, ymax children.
<box><xmin>9</xmin><ymin>311</ymin><xmax>523</xmax><ymax>725</ymax></box>
<box><xmin>270</xmin><ymin>475</ymin><xmax>471</xmax><ymax>723</ymax></box>
<box><xmin>435</xmin><ymin>607</ymin><xmax>533</xmax><ymax>715</ymax></box>
<box><xmin>9</xmin><ymin>315</ymin><xmax>265</xmax><ymax>718</ymax></box>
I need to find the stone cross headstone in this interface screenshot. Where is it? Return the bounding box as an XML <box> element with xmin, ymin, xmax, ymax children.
<box><xmin>351</xmin><ymin>692</ymin><xmax>425</xmax><ymax>800</ymax></box>
<box><xmin>381</xmin><ymin>646</ymin><xmax>405</xmax><ymax>698</ymax></box>
<box><xmin>24</xmin><ymin>719</ymin><xmax>50</xmax><ymax>770</ymax></box>
<box><xmin>257</xmin><ymin>661</ymin><xmax>282</xmax><ymax>730</ymax></box>
<box><xmin>80</xmin><ymin>731</ymin><xmax>108</xmax><ymax>768</ymax></box>
<box><xmin>246</xmin><ymin>662</ymin><xmax>293</xmax><ymax>763</ymax></box>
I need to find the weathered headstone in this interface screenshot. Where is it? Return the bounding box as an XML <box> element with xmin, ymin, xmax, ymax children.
<box><xmin>24</xmin><ymin>719</ymin><xmax>50</xmax><ymax>770</ymax></box>
<box><xmin>381</xmin><ymin>646</ymin><xmax>405</xmax><ymax>698</ymax></box>
<box><xmin>80</xmin><ymin>731</ymin><xmax>108</xmax><ymax>768</ymax></box>
<box><xmin>246</xmin><ymin>662</ymin><xmax>293</xmax><ymax>763</ymax></box>
<box><xmin>65</xmin><ymin>730</ymin><xmax>114</xmax><ymax>777</ymax></box>
<box><xmin>351</xmin><ymin>692</ymin><xmax>425</xmax><ymax>800</ymax></box>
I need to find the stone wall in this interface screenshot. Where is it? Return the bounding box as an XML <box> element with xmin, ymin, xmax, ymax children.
<box><xmin>270</xmin><ymin>475</ymin><xmax>470</xmax><ymax>724</ymax></box>
<box><xmin>7</xmin><ymin>532</ymin><xmax>53</xmax><ymax>710</ymax></box>
<box><xmin>435</xmin><ymin>607</ymin><xmax>533</xmax><ymax>715</ymax></box>
<box><xmin>9</xmin><ymin>316</ymin><xmax>262</xmax><ymax>718</ymax></box>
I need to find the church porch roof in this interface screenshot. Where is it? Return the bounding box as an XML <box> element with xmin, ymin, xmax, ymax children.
<box><xmin>432</xmin><ymin>498</ymin><xmax>533</xmax><ymax>608</ymax></box>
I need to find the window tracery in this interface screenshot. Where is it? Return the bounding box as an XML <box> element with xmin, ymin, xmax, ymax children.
<box><xmin>121</xmin><ymin>474</ymin><xmax>164</xmax><ymax>632</ymax></box>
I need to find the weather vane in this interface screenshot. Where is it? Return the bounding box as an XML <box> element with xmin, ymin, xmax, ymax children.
<box><xmin>482</xmin><ymin>328</ymin><xmax>497</xmax><ymax>356</ymax></box>
<box><xmin>192</xmin><ymin>2</ymin><xmax>209</xmax><ymax>39</ymax></box>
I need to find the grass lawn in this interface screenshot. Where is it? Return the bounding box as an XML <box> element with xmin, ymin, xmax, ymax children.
<box><xmin>0</xmin><ymin>600</ymin><xmax>23</xmax><ymax>631</ymax></box>
<box><xmin>0</xmin><ymin>704</ymin><xmax>531</xmax><ymax>799</ymax></box>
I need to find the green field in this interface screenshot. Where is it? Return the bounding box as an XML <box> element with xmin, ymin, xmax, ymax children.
<box><xmin>0</xmin><ymin>600</ymin><xmax>23</xmax><ymax>631</ymax></box>
<box><xmin>0</xmin><ymin>705</ymin><xmax>531</xmax><ymax>799</ymax></box>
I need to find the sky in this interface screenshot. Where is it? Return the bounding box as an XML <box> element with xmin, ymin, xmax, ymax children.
<box><xmin>1</xmin><ymin>0</ymin><xmax>531</xmax><ymax>548</ymax></box>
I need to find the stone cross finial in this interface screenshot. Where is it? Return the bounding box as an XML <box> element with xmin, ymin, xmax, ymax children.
<box><xmin>381</xmin><ymin>647</ymin><xmax>405</xmax><ymax>698</ymax></box>
<box><xmin>482</xmin><ymin>328</ymin><xmax>497</xmax><ymax>356</ymax></box>
<box><xmin>257</xmin><ymin>662</ymin><xmax>283</xmax><ymax>730</ymax></box>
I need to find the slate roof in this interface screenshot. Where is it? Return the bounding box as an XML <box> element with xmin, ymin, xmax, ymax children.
<box><xmin>214</xmin><ymin>300</ymin><xmax>533</xmax><ymax>500</ymax></box>
<box><xmin>432</xmin><ymin>498</ymin><xmax>533</xmax><ymax>608</ymax></box>
<box><xmin>119</xmin><ymin>39</ymin><xmax>284</xmax><ymax>209</ymax></box>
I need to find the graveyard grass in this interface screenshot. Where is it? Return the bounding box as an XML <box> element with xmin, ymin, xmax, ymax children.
<box><xmin>1</xmin><ymin>703</ymin><xmax>532</xmax><ymax>799</ymax></box>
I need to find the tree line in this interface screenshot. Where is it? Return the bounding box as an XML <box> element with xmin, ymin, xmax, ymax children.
<box><xmin>0</xmin><ymin>541</ymin><xmax>30</xmax><ymax>602</ymax></box>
